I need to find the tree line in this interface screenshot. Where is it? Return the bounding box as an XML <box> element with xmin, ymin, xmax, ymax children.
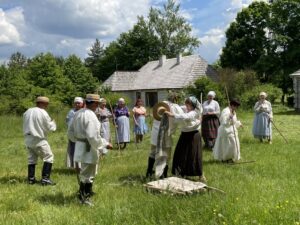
<box><xmin>0</xmin><ymin>0</ymin><xmax>299</xmax><ymax>114</ymax></box>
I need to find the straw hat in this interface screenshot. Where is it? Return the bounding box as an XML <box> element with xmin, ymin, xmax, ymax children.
<box><xmin>153</xmin><ymin>102</ymin><xmax>170</xmax><ymax>121</ymax></box>
<box><xmin>86</xmin><ymin>94</ymin><xmax>100</xmax><ymax>102</ymax></box>
<box><xmin>36</xmin><ymin>96</ymin><xmax>49</xmax><ymax>103</ymax></box>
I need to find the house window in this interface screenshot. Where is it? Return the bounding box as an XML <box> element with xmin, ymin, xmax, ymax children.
<box><xmin>145</xmin><ymin>92</ymin><xmax>158</xmax><ymax>107</ymax></box>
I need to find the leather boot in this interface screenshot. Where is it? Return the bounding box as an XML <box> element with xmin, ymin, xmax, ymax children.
<box><xmin>79</xmin><ymin>182</ymin><xmax>93</xmax><ymax>206</ymax></box>
<box><xmin>28</xmin><ymin>164</ymin><xmax>36</xmax><ymax>184</ymax></box>
<box><xmin>41</xmin><ymin>162</ymin><xmax>56</xmax><ymax>186</ymax></box>
<box><xmin>146</xmin><ymin>157</ymin><xmax>155</xmax><ymax>178</ymax></box>
<box><xmin>85</xmin><ymin>183</ymin><xmax>95</xmax><ymax>196</ymax></box>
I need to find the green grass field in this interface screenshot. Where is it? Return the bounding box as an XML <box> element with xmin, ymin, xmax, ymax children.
<box><xmin>0</xmin><ymin>105</ymin><xmax>299</xmax><ymax>225</ymax></box>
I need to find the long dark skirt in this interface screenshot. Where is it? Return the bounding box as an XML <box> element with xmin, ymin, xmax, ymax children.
<box><xmin>172</xmin><ymin>130</ymin><xmax>202</xmax><ymax>177</ymax></box>
<box><xmin>201</xmin><ymin>115</ymin><xmax>220</xmax><ymax>148</ymax></box>
<box><xmin>66</xmin><ymin>140</ymin><xmax>75</xmax><ymax>168</ymax></box>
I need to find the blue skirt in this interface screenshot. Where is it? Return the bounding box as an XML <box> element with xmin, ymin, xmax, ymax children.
<box><xmin>134</xmin><ymin>115</ymin><xmax>148</xmax><ymax>135</ymax></box>
<box><xmin>252</xmin><ymin>112</ymin><xmax>272</xmax><ymax>139</ymax></box>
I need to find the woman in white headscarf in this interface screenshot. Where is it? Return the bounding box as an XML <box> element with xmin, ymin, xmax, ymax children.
<box><xmin>201</xmin><ymin>91</ymin><xmax>220</xmax><ymax>149</ymax></box>
<box><xmin>165</xmin><ymin>96</ymin><xmax>205</xmax><ymax>181</ymax></box>
<box><xmin>95</xmin><ymin>98</ymin><xmax>112</xmax><ymax>142</ymax></box>
<box><xmin>114</xmin><ymin>98</ymin><xmax>130</xmax><ymax>149</ymax></box>
<box><xmin>252</xmin><ymin>92</ymin><xmax>273</xmax><ymax>143</ymax></box>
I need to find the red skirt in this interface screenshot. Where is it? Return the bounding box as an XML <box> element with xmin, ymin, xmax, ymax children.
<box><xmin>201</xmin><ymin>115</ymin><xmax>220</xmax><ymax>139</ymax></box>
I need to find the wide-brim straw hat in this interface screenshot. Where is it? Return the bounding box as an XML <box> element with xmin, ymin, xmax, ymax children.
<box><xmin>86</xmin><ymin>94</ymin><xmax>100</xmax><ymax>102</ymax></box>
<box><xmin>153</xmin><ymin>102</ymin><xmax>170</xmax><ymax>121</ymax></box>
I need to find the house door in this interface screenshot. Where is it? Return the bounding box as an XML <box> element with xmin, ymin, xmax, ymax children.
<box><xmin>145</xmin><ymin>92</ymin><xmax>158</xmax><ymax>107</ymax></box>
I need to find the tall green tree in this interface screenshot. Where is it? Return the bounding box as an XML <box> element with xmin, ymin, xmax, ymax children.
<box><xmin>85</xmin><ymin>39</ymin><xmax>105</xmax><ymax>79</ymax></box>
<box><xmin>220</xmin><ymin>1</ymin><xmax>270</xmax><ymax>71</ymax></box>
<box><xmin>219</xmin><ymin>0</ymin><xmax>300</xmax><ymax>97</ymax></box>
<box><xmin>89</xmin><ymin>0</ymin><xmax>200</xmax><ymax>81</ymax></box>
<box><xmin>27</xmin><ymin>53</ymin><xmax>74</xmax><ymax>103</ymax></box>
<box><xmin>148</xmin><ymin>0</ymin><xmax>200</xmax><ymax>57</ymax></box>
<box><xmin>268</xmin><ymin>0</ymin><xmax>300</xmax><ymax>94</ymax></box>
<box><xmin>64</xmin><ymin>54</ymin><xmax>99</xmax><ymax>100</ymax></box>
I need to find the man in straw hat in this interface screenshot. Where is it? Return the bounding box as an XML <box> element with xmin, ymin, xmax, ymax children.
<box><xmin>66</xmin><ymin>97</ymin><xmax>84</xmax><ymax>168</ymax></box>
<box><xmin>23</xmin><ymin>96</ymin><xmax>57</xmax><ymax>185</ymax></box>
<box><xmin>68</xmin><ymin>94</ymin><xmax>112</xmax><ymax>205</ymax></box>
<box><xmin>146</xmin><ymin>91</ymin><xmax>183</xmax><ymax>179</ymax></box>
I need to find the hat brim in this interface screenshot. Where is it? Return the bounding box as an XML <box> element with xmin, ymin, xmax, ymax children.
<box><xmin>153</xmin><ymin>102</ymin><xmax>170</xmax><ymax>121</ymax></box>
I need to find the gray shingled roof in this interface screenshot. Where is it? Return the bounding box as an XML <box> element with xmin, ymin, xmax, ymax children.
<box><xmin>290</xmin><ymin>69</ymin><xmax>300</xmax><ymax>76</ymax></box>
<box><xmin>102</xmin><ymin>55</ymin><xmax>218</xmax><ymax>91</ymax></box>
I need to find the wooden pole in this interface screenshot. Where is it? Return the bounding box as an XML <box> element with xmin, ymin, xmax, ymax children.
<box><xmin>224</xmin><ymin>86</ymin><xmax>239</xmax><ymax>154</ymax></box>
<box><xmin>107</xmin><ymin>99</ymin><xmax>121</xmax><ymax>152</ymax></box>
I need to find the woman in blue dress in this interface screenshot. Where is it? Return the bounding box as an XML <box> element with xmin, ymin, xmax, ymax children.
<box><xmin>252</xmin><ymin>92</ymin><xmax>273</xmax><ymax>144</ymax></box>
<box><xmin>132</xmin><ymin>98</ymin><xmax>148</xmax><ymax>143</ymax></box>
<box><xmin>114</xmin><ymin>98</ymin><xmax>130</xmax><ymax>149</ymax></box>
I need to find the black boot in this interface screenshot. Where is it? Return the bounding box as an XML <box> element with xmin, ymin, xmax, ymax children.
<box><xmin>28</xmin><ymin>164</ymin><xmax>36</xmax><ymax>184</ymax></box>
<box><xmin>41</xmin><ymin>162</ymin><xmax>56</xmax><ymax>186</ymax></box>
<box><xmin>146</xmin><ymin>157</ymin><xmax>155</xmax><ymax>178</ymax></box>
<box><xmin>85</xmin><ymin>183</ymin><xmax>95</xmax><ymax>196</ymax></box>
<box><xmin>160</xmin><ymin>165</ymin><xmax>169</xmax><ymax>179</ymax></box>
<box><xmin>79</xmin><ymin>182</ymin><xmax>93</xmax><ymax>206</ymax></box>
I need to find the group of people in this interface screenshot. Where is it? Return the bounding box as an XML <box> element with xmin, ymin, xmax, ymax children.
<box><xmin>146</xmin><ymin>91</ymin><xmax>273</xmax><ymax>182</ymax></box>
<box><xmin>22</xmin><ymin>90</ymin><xmax>273</xmax><ymax>205</ymax></box>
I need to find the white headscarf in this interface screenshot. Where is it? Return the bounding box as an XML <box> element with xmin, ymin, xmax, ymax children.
<box><xmin>259</xmin><ymin>92</ymin><xmax>267</xmax><ymax>97</ymax></box>
<box><xmin>74</xmin><ymin>97</ymin><xmax>84</xmax><ymax>103</ymax></box>
<box><xmin>207</xmin><ymin>91</ymin><xmax>216</xmax><ymax>98</ymax></box>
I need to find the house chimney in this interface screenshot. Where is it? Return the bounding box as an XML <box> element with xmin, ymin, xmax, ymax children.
<box><xmin>176</xmin><ymin>53</ymin><xmax>182</xmax><ymax>64</ymax></box>
<box><xmin>159</xmin><ymin>55</ymin><xmax>166</xmax><ymax>66</ymax></box>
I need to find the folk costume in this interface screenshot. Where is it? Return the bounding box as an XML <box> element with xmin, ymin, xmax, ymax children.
<box><xmin>201</xmin><ymin>91</ymin><xmax>220</xmax><ymax>149</ymax></box>
<box><xmin>95</xmin><ymin>98</ymin><xmax>112</xmax><ymax>142</ymax></box>
<box><xmin>252</xmin><ymin>92</ymin><xmax>273</xmax><ymax>143</ymax></box>
<box><xmin>213</xmin><ymin>101</ymin><xmax>242</xmax><ymax>162</ymax></box>
<box><xmin>171</xmin><ymin>96</ymin><xmax>203</xmax><ymax>177</ymax></box>
<box><xmin>133</xmin><ymin>106</ymin><xmax>148</xmax><ymax>134</ymax></box>
<box><xmin>23</xmin><ymin>96</ymin><xmax>56</xmax><ymax>185</ymax></box>
<box><xmin>146</xmin><ymin>101</ymin><xmax>183</xmax><ymax>178</ymax></box>
<box><xmin>68</xmin><ymin>94</ymin><xmax>108</xmax><ymax>205</ymax></box>
<box><xmin>114</xmin><ymin>98</ymin><xmax>130</xmax><ymax>145</ymax></box>
<box><xmin>66</xmin><ymin>97</ymin><xmax>84</xmax><ymax>168</ymax></box>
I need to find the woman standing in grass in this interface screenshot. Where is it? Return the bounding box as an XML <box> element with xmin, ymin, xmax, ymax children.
<box><xmin>252</xmin><ymin>92</ymin><xmax>273</xmax><ymax>144</ymax></box>
<box><xmin>201</xmin><ymin>91</ymin><xmax>220</xmax><ymax>149</ymax></box>
<box><xmin>95</xmin><ymin>98</ymin><xmax>112</xmax><ymax>143</ymax></box>
<box><xmin>213</xmin><ymin>99</ymin><xmax>242</xmax><ymax>163</ymax></box>
<box><xmin>114</xmin><ymin>98</ymin><xmax>130</xmax><ymax>149</ymax></box>
<box><xmin>165</xmin><ymin>96</ymin><xmax>205</xmax><ymax>181</ymax></box>
<box><xmin>132</xmin><ymin>98</ymin><xmax>148</xmax><ymax>143</ymax></box>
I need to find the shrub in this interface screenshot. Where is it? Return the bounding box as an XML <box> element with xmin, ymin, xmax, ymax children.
<box><xmin>185</xmin><ymin>77</ymin><xmax>226</xmax><ymax>106</ymax></box>
<box><xmin>240</xmin><ymin>84</ymin><xmax>282</xmax><ymax>109</ymax></box>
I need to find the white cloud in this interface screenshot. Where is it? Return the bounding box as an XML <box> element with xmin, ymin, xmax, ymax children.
<box><xmin>20</xmin><ymin>0</ymin><xmax>150</xmax><ymax>39</ymax></box>
<box><xmin>0</xmin><ymin>7</ymin><xmax>24</xmax><ymax>46</ymax></box>
<box><xmin>198</xmin><ymin>28</ymin><xmax>226</xmax><ymax>63</ymax></box>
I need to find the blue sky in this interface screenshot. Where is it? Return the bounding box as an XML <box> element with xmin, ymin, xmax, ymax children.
<box><xmin>0</xmin><ymin>0</ymin><xmax>262</xmax><ymax>64</ymax></box>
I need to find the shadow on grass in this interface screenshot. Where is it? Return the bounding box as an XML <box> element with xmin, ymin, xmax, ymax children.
<box><xmin>274</xmin><ymin>110</ymin><xmax>300</xmax><ymax>115</ymax></box>
<box><xmin>118</xmin><ymin>174</ymin><xmax>146</xmax><ymax>186</ymax></box>
<box><xmin>0</xmin><ymin>175</ymin><xmax>27</xmax><ymax>184</ymax></box>
<box><xmin>202</xmin><ymin>159</ymin><xmax>220</xmax><ymax>165</ymax></box>
<box><xmin>36</xmin><ymin>192</ymin><xmax>78</xmax><ymax>206</ymax></box>
<box><xmin>52</xmin><ymin>167</ymin><xmax>77</xmax><ymax>175</ymax></box>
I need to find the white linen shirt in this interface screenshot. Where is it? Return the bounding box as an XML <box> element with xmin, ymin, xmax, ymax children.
<box><xmin>202</xmin><ymin>100</ymin><xmax>220</xmax><ymax>116</ymax></box>
<box><xmin>23</xmin><ymin>107</ymin><xmax>56</xmax><ymax>147</ymax></box>
<box><xmin>174</xmin><ymin>110</ymin><xmax>201</xmax><ymax>132</ymax></box>
<box><xmin>68</xmin><ymin>108</ymin><xmax>107</xmax><ymax>164</ymax></box>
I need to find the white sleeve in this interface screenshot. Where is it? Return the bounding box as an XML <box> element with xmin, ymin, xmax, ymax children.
<box><xmin>43</xmin><ymin>111</ymin><xmax>56</xmax><ymax>131</ymax></box>
<box><xmin>86</xmin><ymin>117</ymin><xmax>105</xmax><ymax>150</ymax></box>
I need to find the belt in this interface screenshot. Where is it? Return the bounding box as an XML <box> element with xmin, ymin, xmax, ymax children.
<box><xmin>76</xmin><ymin>138</ymin><xmax>91</xmax><ymax>152</ymax></box>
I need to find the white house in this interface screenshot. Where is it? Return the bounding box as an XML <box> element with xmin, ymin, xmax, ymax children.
<box><xmin>102</xmin><ymin>54</ymin><xmax>218</xmax><ymax>106</ymax></box>
<box><xmin>290</xmin><ymin>69</ymin><xmax>300</xmax><ymax>111</ymax></box>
